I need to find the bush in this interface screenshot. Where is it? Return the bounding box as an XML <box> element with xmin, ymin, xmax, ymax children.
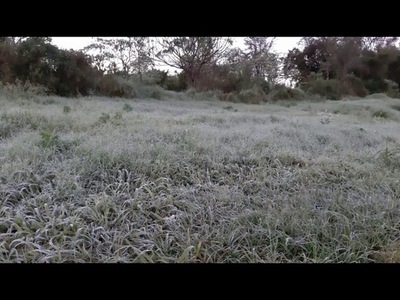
<box><xmin>131</xmin><ymin>81</ymin><xmax>167</xmax><ymax>99</ymax></box>
<box><xmin>53</xmin><ymin>50</ymin><xmax>98</xmax><ymax>97</ymax></box>
<box><xmin>0</xmin><ymin>80</ymin><xmax>49</xmax><ymax>99</ymax></box>
<box><xmin>221</xmin><ymin>91</ymin><xmax>241</xmax><ymax>103</ymax></box>
<box><xmin>238</xmin><ymin>86</ymin><xmax>266</xmax><ymax>104</ymax></box>
<box><xmin>163</xmin><ymin>73</ymin><xmax>188</xmax><ymax>92</ymax></box>
<box><xmin>363</xmin><ymin>78</ymin><xmax>387</xmax><ymax>95</ymax></box>
<box><xmin>142</xmin><ymin>69</ymin><xmax>168</xmax><ymax>85</ymax></box>
<box><xmin>266</xmin><ymin>84</ymin><xmax>310</xmax><ymax>101</ymax></box>
<box><xmin>97</xmin><ymin>75</ymin><xmax>136</xmax><ymax>98</ymax></box>
<box><xmin>340</xmin><ymin>74</ymin><xmax>369</xmax><ymax>98</ymax></box>
<box><xmin>194</xmin><ymin>64</ymin><xmax>241</xmax><ymax>93</ymax></box>
<box><xmin>303</xmin><ymin>73</ymin><xmax>340</xmax><ymax>100</ymax></box>
<box><xmin>184</xmin><ymin>88</ymin><xmax>222</xmax><ymax>101</ymax></box>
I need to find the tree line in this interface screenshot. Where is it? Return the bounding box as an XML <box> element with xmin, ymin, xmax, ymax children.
<box><xmin>0</xmin><ymin>36</ymin><xmax>399</xmax><ymax>100</ymax></box>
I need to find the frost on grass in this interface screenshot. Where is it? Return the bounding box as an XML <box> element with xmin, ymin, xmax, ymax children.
<box><xmin>1</xmin><ymin>95</ymin><xmax>400</xmax><ymax>263</ymax></box>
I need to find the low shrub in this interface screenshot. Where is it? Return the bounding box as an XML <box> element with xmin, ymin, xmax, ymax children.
<box><xmin>97</xmin><ymin>75</ymin><xmax>136</xmax><ymax>98</ymax></box>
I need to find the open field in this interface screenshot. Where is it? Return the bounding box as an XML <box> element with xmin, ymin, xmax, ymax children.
<box><xmin>1</xmin><ymin>94</ymin><xmax>400</xmax><ymax>263</ymax></box>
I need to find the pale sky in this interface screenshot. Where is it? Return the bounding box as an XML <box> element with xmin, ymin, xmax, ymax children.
<box><xmin>51</xmin><ymin>37</ymin><xmax>303</xmax><ymax>74</ymax></box>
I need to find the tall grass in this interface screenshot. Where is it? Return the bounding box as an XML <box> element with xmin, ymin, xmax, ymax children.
<box><xmin>1</xmin><ymin>94</ymin><xmax>400</xmax><ymax>262</ymax></box>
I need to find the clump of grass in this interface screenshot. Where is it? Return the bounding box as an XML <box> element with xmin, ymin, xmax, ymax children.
<box><xmin>276</xmin><ymin>153</ymin><xmax>308</xmax><ymax>167</ymax></box>
<box><xmin>317</xmin><ymin>111</ymin><xmax>333</xmax><ymax>124</ymax></box>
<box><xmin>37</xmin><ymin>130</ymin><xmax>75</xmax><ymax>152</ymax></box>
<box><xmin>372</xmin><ymin>110</ymin><xmax>389</xmax><ymax>119</ymax></box>
<box><xmin>63</xmin><ymin>105</ymin><xmax>72</xmax><ymax>114</ymax></box>
<box><xmin>122</xmin><ymin>103</ymin><xmax>133</xmax><ymax>112</ymax></box>
<box><xmin>114</xmin><ymin>112</ymin><xmax>123</xmax><ymax>120</ymax></box>
<box><xmin>37</xmin><ymin>130</ymin><xmax>75</xmax><ymax>155</ymax></box>
<box><xmin>98</xmin><ymin>113</ymin><xmax>111</xmax><ymax>124</ymax></box>
<box><xmin>0</xmin><ymin>120</ymin><xmax>13</xmax><ymax>139</ymax></box>
<box><xmin>270</xmin><ymin>115</ymin><xmax>280</xmax><ymax>123</ymax></box>
<box><xmin>375</xmin><ymin>144</ymin><xmax>400</xmax><ymax>170</ymax></box>
<box><xmin>38</xmin><ymin>130</ymin><xmax>60</xmax><ymax>148</ymax></box>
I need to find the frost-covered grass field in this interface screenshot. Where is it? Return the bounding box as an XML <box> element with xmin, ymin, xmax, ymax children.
<box><xmin>1</xmin><ymin>94</ymin><xmax>400</xmax><ymax>263</ymax></box>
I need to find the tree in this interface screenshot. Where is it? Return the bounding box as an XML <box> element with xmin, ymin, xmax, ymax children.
<box><xmin>52</xmin><ymin>50</ymin><xmax>98</xmax><ymax>96</ymax></box>
<box><xmin>13</xmin><ymin>37</ymin><xmax>59</xmax><ymax>88</ymax></box>
<box><xmin>217</xmin><ymin>37</ymin><xmax>280</xmax><ymax>91</ymax></box>
<box><xmin>132</xmin><ymin>37</ymin><xmax>154</xmax><ymax>80</ymax></box>
<box><xmin>283</xmin><ymin>38</ymin><xmax>332</xmax><ymax>84</ymax></box>
<box><xmin>283</xmin><ymin>37</ymin><xmax>363</xmax><ymax>83</ymax></box>
<box><xmin>83</xmin><ymin>37</ymin><xmax>154</xmax><ymax>79</ymax></box>
<box><xmin>282</xmin><ymin>48</ymin><xmax>303</xmax><ymax>86</ymax></box>
<box><xmin>325</xmin><ymin>37</ymin><xmax>363</xmax><ymax>93</ymax></box>
<box><xmin>0</xmin><ymin>38</ymin><xmax>18</xmax><ymax>83</ymax></box>
<box><xmin>155</xmin><ymin>37</ymin><xmax>232</xmax><ymax>88</ymax></box>
<box><xmin>243</xmin><ymin>37</ymin><xmax>278</xmax><ymax>80</ymax></box>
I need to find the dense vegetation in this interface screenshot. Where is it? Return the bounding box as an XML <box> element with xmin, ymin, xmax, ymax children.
<box><xmin>1</xmin><ymin>37</ymin><xmax>400</xmax><ymax>102</ymax></box>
